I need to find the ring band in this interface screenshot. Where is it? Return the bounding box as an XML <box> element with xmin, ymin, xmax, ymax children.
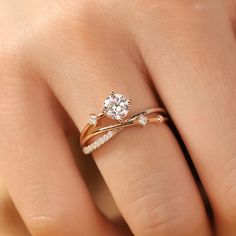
<box><xmin>80</xmin><ymin>92</ymin><xmax>168</xmax><ymax>155</ymax></box>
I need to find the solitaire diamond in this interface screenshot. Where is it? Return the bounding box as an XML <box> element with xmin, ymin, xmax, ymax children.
<box><xmin>103</xmin><ymin>93</ymin><xmax>130</xmax><ymax>120</ymax></box>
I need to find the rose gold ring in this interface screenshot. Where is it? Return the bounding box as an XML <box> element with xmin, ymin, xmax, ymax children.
<box><xmin>80</xmin><ymin>92</ymin><xmax>168</xmax><ymax>155</ymax></box>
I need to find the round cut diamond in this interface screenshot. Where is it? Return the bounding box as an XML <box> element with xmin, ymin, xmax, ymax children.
<box><xmin>156</xmin><ymin>114</ymin><xmax>164</xmax><ymax>122</ymax></box>
<box><xmin>89</xmin><ymin>114</ymin><xmax>97</xmax><ymax>125</ymax></box>
<box><xmin>103</xmin><ymin>93</ymin><xmax>130</xmax><ymax>120</ymax></box>
<box><xmin>138</xmin><ymin>114</ymin><xmax>148</xmax><ymax>126</ymax></box>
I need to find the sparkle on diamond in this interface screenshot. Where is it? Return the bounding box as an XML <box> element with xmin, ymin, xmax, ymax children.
<box><xmin>138</xmin><ymin>114</ymin><xmax>148</xmax><ymax>126</ymax></box>
<box><xmin>103</xmin><ymin>93</ymin><xmax>130</xmax><ymax>120</ymax></box>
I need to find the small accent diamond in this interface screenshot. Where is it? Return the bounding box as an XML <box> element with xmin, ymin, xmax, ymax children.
<box><xmin>82</xmin><ymin>129</ymin><xmax>119</xmax><ymax>154</ymax></box>
<box><xmin>156</xmin><ymin>115</ymin><xmax>164</xmax><ymax>122</ymax></box>
<box><xmin>138</xmin><ymin>114</ymin><xmax>148</xmax><ymax>126</ymax></box>
<box><xmin>89</xmin><ymin>114</ymin><xmax>97</xmax><ymax>125</ymax></box>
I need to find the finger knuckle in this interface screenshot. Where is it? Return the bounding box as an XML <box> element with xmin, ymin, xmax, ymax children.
<box><xmin>71</xmin><ymin>2</ymin><xmax>123</xmax><ymax>45</ymax></box>
<box><xmin>27</xmin><ymin>212</ymin><xmax>70</xmax><ymax>236</ymax></box>
<box><xmin>54</xmin><ymin>1</ymin><xmax>115</xmax><ymax>38</ymax></box>
<box><xmin>128</xmin><ymin>188</ymin><xmax>202</xmax><ymax>236</ymax></box>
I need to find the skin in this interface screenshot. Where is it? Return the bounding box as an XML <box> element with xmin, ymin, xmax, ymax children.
<box><xmin>0</xmin><ymin>0</ymin><xmax>236</xmax><ymax>235</ymax></box>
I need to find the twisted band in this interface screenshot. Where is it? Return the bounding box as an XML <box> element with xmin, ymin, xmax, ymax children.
<box><xmin>80</xmin><ymin>93</ymin><xmax>168</xmax><ymax>155</ymax></box>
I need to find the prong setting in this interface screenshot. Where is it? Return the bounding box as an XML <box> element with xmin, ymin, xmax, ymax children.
<box><xmin>103</xmin><ymin>93</ymin><xmax>131</xmax><ymax>121</ymax></box>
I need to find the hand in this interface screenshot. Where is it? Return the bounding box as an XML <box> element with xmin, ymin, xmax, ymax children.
<box><xmin>0</xmin><ymin>1</ymin><xmax>236</xmax><ymax>235</ymax></box>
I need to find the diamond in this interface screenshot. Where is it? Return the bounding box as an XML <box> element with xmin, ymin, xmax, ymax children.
<box><xmin>103</xmin><ymin>93</ymin><xmax>130</xmax><ymax>120</ymax></box>
<box><xmin>97</xmin><ymin>139</ymin><xmax>102</xmax><ymax>145</ymax></box>
<box><xmin>156</xmin><ymin>115</ymin><xmax>164</xmax><ymax>122</ymax></box>
<box><xmin>107</xmin><ymin>131</ymin><xmax>113</xmax><ymax>137</ymax></box>
<box><xmin>138</xmin><ymin>114</ymin><xmax>148</xmax><ymax>126</ymax></box>
<box><xmin>89</xmin><ymin>114</ymin><xmax>97</xmax><ymax>125</ymax></box>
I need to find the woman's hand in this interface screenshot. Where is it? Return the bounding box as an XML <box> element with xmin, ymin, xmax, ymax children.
<box><xmin>0</xmin><ymin>1</ymin><xmax>236</xmax><ymax>235</ymax></box>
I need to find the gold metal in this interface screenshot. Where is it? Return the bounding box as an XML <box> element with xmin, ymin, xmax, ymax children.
<box><xmin>80</xmin><ymin>92</ymin><xmax>169</xmax><ymax>154</ymax></box>
<box><xmin>80</xmin><ymin>107</ymin><xmax>168</xmax><ymax>153</ymax></box>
